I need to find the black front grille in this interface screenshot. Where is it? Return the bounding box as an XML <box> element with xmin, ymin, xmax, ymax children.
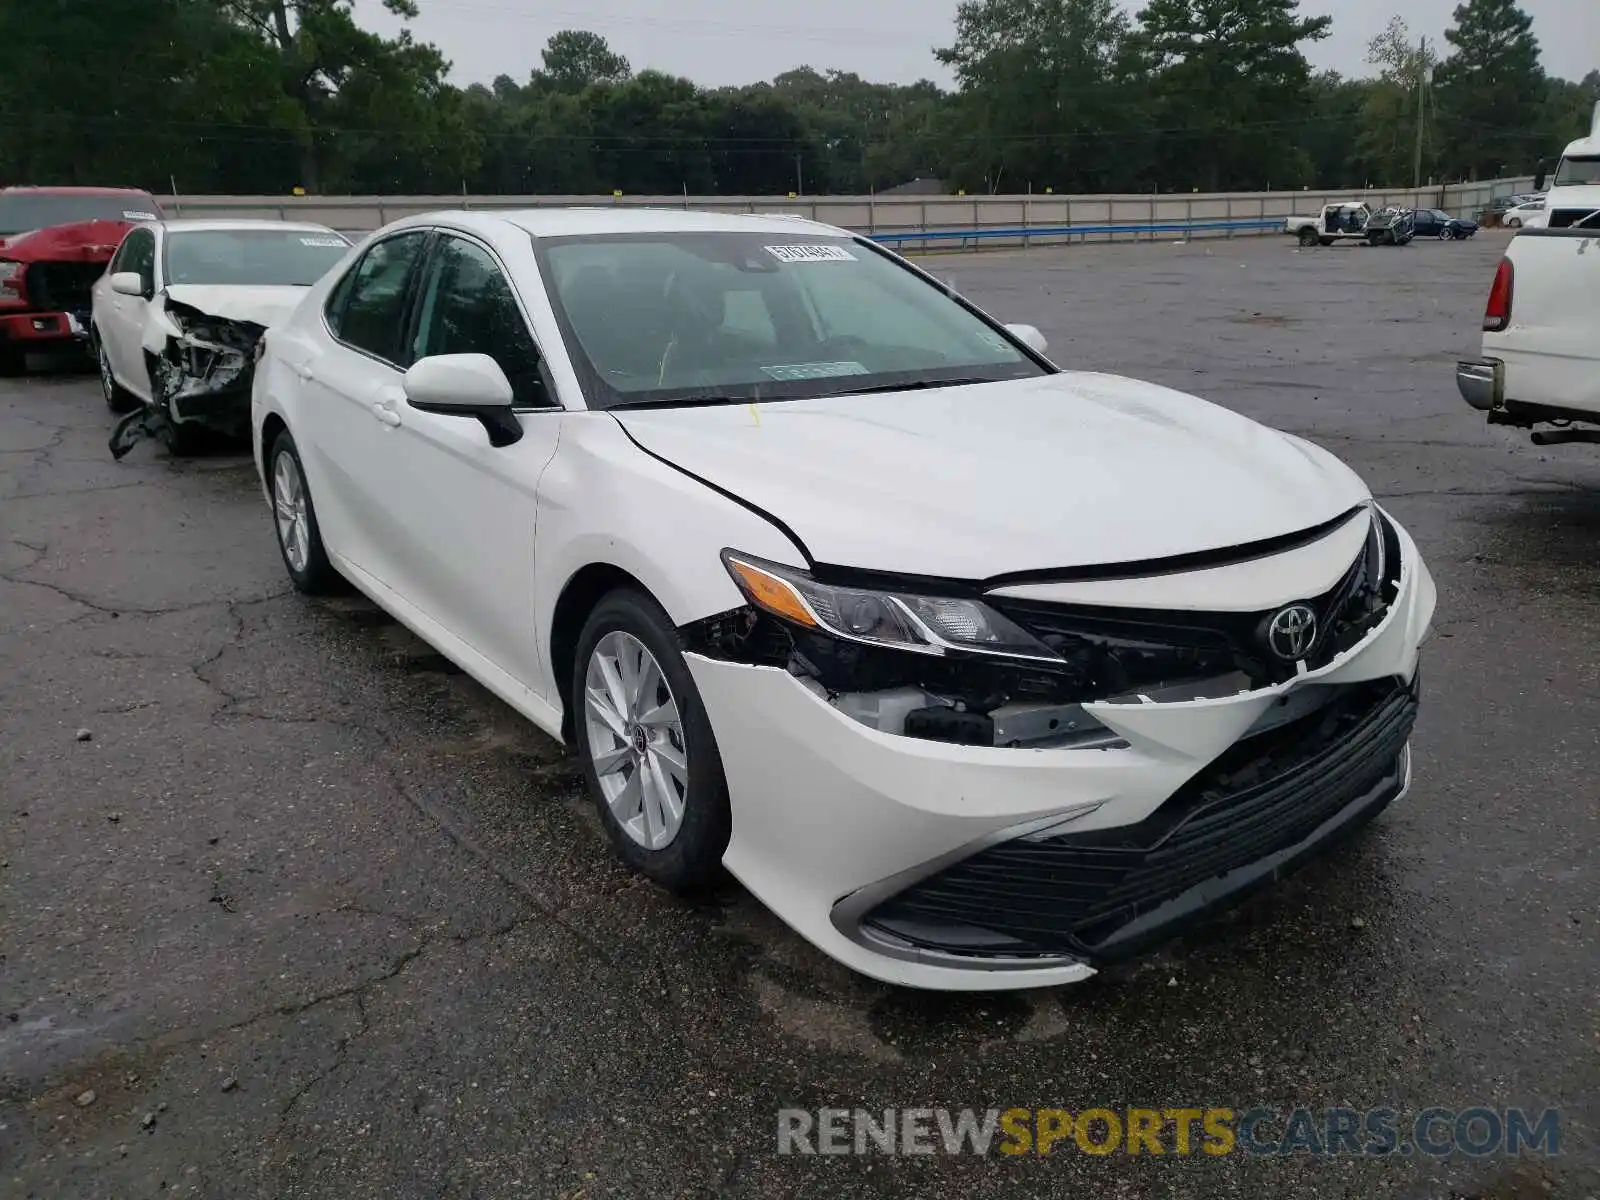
<box><xmin>989</xmin><ymin>511</ymin><xmax>1399</xmax><ymax>695</ymax></box>
<box><xmin>25</xmin><ymin>262</ymin><xmax>104</xmax><ymax>314</ymax></box>
<box><xmin>861</xmin><ymin>676</ymin><xmax>1419</xmax><ymax>963</ymax></box>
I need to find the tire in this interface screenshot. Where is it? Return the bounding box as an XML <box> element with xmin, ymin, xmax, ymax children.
<box><xmin>1297</xmin><ymin>228</ymin><xmax>1319</xmax><ymax>247</ymax></box>
<box><xmin>94</xmin><ymin>334</ymin><xmax>140</xmax><ymax>414</ymax></box>
<box><xmin>1438</xmin><ymin>227</ymin><xmax>1455</xmax><ymax>241</ymax></box>
<box><xmin>1506</xmin><ymin>218</ymin><xmax>1522</xmax><ymax>229</ymax></box>
<box><xmin>266</xmin><ymin>428</ymin><xmax>341</xmax><ymax>594</ymax></box>
<box><xmin>572</xmin><ymin>588</ymin><xmax>731</xmax><ymax>893</ymax></box>
<box><xmin>0</xmin><ymin>346</ymin><xmax>23</xmax><ymax>377</ymax></box>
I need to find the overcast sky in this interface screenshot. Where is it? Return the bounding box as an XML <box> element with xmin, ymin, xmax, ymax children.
<box><xmin>356</xmin><ymin>0</ymin><xmax>1597</xmax><ymax>90</ymax></box>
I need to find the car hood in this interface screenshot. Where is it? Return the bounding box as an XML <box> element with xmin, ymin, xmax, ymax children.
<box><xmin>0</xmin><ymin>219</ymin><xmax>132</xmax><ymax>263</ymax></box>
<box><xmin>1546</xmin><ymin>184</ymin><xmax>1600</xmax><ymax>214</ymax></box>
<box><xmin>613</xmin><ymin>373</ymin><xmax>1371</xmax><ymax>580</ymax></box>
<box><xmin>162</xmin><ymin>284</ymin><xmax>308</xmax><ymax>329</ymax></box>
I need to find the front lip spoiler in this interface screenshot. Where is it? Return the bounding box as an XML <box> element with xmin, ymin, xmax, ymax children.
<box><xmin>1456</xmin><ymin>358</ymin><xmax>1504</xmax><ymax>412</ymax></box>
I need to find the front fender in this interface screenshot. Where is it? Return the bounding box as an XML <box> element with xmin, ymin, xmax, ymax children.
<box><xmin>532</xmin><ymin>414</ymin><xmax>806</xmax><ymax>687</ymax></box>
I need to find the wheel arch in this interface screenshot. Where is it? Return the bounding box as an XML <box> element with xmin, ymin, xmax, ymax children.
<box><xmin>259</xmin><ymin>411</ymin><xmax>289</xmax><ymax>483</ymax></box>
<box><xmin>548</xmin><ymin>562</ymin><xmax>657</xmax><ymax>742</ymax></box>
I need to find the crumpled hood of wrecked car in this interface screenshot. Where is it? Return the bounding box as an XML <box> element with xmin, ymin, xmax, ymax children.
<box><xmin>0</xmin><ymin>219</ymin><xmax>132</xmax><ymax>263</ymax></box>
<box><xmin>614</xmin><ymin>372</ymin><xmax>1372</xmax><ymax>579</ymax></box>
<box><xmin>163</xmin><ymin>284</ymin><xmax>309</xmax><ymax>329</ymax></box>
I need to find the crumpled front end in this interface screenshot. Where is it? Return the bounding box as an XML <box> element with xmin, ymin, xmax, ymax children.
<box><xmin>682</xmin><ymin>505</ymin><xmax>1436</xmax><ymax>989</ymax></box>
<box><xmin>110</xmin><ymin>299</ymin><xmax>265</xmax><ymax>459</ymax></box>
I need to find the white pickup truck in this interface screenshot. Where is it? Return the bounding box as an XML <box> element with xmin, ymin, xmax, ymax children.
<box><xmin>1456</xmin><ymin>226</ymin><xmax>1600</xmax><ymax>446</ymax></box>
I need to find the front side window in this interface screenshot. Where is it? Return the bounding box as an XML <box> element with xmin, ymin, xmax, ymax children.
<box><xmin>119</xmin><ymin>230</ymin><xmax>156</xmax><ymax>292</ymax></box>
<box><xmin>328</xmin><ymin>231</ymin><xmax>429</xmax><ymax>363</ymax></box>
<box><xmin>535</xmin><ymin>231</ymin><xmax>1048</xmax><ymax>409</ymax></box>
<box><xmin>1553</xmin><ymin>156</ymin><xmax>1600</xmax><ymax>187</ymax></box>
<box><xmin>410</xmin><ymin>235</ymin><xmax>549</xmax><ymax>406</ymax></box>
<box><xmin>164</xmin><ymin>229</ymin><xmax>350</xmax><ymax>288</ymax></box>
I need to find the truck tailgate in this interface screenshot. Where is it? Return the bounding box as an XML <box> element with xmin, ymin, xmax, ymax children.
<box><xmin>1489</xmin><ymin>230</ymin><xmax>1600</xmax><ymax>416</ymax></box>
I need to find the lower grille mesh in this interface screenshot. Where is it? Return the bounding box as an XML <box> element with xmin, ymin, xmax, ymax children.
<box><xmin>862</xmin><ymin>677</ymin><xmax>1418</xmax><ymax>961</ymax></box>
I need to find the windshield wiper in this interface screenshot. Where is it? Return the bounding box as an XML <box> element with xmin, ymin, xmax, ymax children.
<box><xmin>606</xmin><ymin>393</ymin><xmax>757</xmax><ymax>412</ymax></box>
<box><xmin>818</xmin><ymin>376</ymin><xmax>996</xmax><ymax>398</ymax></box>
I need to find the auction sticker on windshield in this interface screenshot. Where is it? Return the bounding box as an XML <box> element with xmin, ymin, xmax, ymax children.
<box><xmin>765</xmin><ymin>244</ymin><xmax>858</xmax><ymax>263</ymax></box>
<box><xmin>123</xmin><ymin>210</ymin><xmax>158</xmax><ymax>221</ymax></box>
<box><xmin>760</xmin><ymin>361</ymin><xmax>869</xmax><ymax>381</ymax></box>
<box><xmin>300</xmin><ymin>237</ymin><xmax>346</xmax><ymax>247</ymax></box>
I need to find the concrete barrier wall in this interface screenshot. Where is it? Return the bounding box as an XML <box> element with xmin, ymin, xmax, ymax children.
<box><xmin>163</xmin><ymin>177</ymin><xmax>1539</xmax><ymax>247</ymax></box>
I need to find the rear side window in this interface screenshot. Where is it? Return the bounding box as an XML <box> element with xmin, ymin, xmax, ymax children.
<box><xmin>325</xmin><ymin>231</ymin><xmax>429</xmax><ymax>363</ymax></box>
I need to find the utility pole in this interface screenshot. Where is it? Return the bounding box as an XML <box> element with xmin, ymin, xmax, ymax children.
<box><xmin>795</xmin><ymin>153</ymin><xmax>803</xmax><ymax>197</ymax></box>
<box><xmin>1413</xmin><ymin>35</ymin><xmax>1428</xmax><ymax>191</ymax></box>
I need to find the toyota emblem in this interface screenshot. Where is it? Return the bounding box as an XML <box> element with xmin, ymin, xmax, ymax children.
<box><xmin>1266</xmin><ymin>603</ymin><xmax>1318</xmax><ymax>661</ymax></box>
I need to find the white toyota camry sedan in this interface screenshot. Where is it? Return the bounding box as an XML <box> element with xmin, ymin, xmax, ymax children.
<box><xmin>251</xmin><ymin>208</ymin><xmax>1436</xmax><ymax>991</ymax></box>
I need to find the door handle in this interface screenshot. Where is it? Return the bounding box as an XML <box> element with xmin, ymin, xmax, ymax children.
<box><xmin>291</xmin><ymin>363</ymin><xmax>314</xmax><ymax>381</ymax></box>
<box><xmin>371</xmin><ymin>402</ymin><xmax>402</xmax><ymax>427</ymax></box>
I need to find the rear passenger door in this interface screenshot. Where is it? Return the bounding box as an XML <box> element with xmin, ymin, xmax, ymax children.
<box><xmin>362</xmin><ymin>232</ymin><xmax>564</xmax><ymax>694</ymax></box>
<box><xmin>289</xmin><ymin>229</ymin><xmax>431</xmax><ymax>587</ymax></box>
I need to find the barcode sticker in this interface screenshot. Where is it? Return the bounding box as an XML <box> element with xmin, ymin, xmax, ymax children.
<box><xmin>764</xmin><ymin>244</ymin><xmax>857</xmax><ymax>263</ymax></box>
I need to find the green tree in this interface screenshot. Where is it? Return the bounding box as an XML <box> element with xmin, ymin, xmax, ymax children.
<box><xmin>1131</xmin><ymin>0</ymin><xmax>1331</xmax><ymax>190</ymax></box>
<box><xmin>1355</xmin><ymin>17</ymin><xmax>1440</xmax><ymax>185</ymax></box>
<box><xmin>936</xmin><ymin>0</ymin><xmax>1136</xmax><ymax>193</ymax></box>
<box><xmin>218</xmin><ymin>0</ymin><xmax>464</xmax><ymax>192</ymax></box>
<box><xmin>1432</xmin><ymin>0</ymin><xmax>1544</xmax><ymax>179</ymax></box>
<box><xmin>537</xmin><ymin>30</ymin><xmax>632</xmax><ymax>93</ymax></box>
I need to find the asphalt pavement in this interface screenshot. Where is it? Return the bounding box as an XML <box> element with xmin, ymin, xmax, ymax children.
<box><xmin>1</xmin><ymin>232</ymin><xmax>1596</xmax><ymax>1199</ymax></box>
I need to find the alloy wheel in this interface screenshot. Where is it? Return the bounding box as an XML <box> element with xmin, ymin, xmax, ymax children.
<box><xmin>1438</xmin><ymin>228</ymin><xmax>1454</xmax><ymax>240</ymax></box>
<box><xmin>272</xmin><ymin>449</ymin><xmax>311</xmax><ymax>574</ymax></box>
<box><xmin>98</xmin><ymin>342</ymin><xmax>115</xmax><ymax>401</ymax></box>
<box><xmin>583</xmin><ymin>630</ymin><xmax>688</xmax><ymax>851</ymax></box>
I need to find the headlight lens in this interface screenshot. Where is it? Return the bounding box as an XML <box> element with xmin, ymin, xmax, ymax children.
<box><xmin>722</xmin><ymin>551</ymin><xmax>1062</xmax><ymax>662</ymax></box>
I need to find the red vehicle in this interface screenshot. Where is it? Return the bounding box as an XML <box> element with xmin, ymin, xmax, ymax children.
<box><xmin>0</xmin><ymin>186</ymin><xmax>164</xmax><ymax>372</ymax></box>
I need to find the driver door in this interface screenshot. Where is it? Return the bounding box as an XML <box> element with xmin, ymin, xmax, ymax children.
<box><xmin>100</xmin><ymin>227</ymin><xmax>156</xmax><ymax>396</ymax></box>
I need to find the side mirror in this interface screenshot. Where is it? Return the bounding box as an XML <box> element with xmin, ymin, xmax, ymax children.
<box><xmin>402</xmin><ymin>353</ymin><xmax>523</xmax><ymax>447</ymax></box>
<box><xmin>110</xmin><ymin>271</ymin><xmax>146</xmax><ymax>298</ymax></box>
<box><xmin>1005</xmin><ymin>323</ymin><xmax>1049</xmax><ymax>356</ymax></box>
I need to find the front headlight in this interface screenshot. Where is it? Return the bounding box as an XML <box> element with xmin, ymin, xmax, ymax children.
<box><xmin>721</xmin><ymin>551</ymin><xmax>1062</xmax><ymax>663</ymax></box>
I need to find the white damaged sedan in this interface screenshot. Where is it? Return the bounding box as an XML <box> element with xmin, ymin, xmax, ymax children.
<box><xmin>251</xmin><ymin>209</ymin><xmax>1436</xmax><ymax>990</ymax></box>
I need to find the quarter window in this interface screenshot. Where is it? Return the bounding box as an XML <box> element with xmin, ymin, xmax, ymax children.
<box><xmin>411</xmin><ymin>235</ymin><xmax>550</xmax><ymax>407</ymax></box>
<box><xmin>328</xmin><ymin>231</ymin><xmax>428</xmax><ymax>363</ymax></box>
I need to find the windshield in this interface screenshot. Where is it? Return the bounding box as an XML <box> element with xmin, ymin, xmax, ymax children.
<box><xmin>164</xmin><ymin>229</ymin><xmax>351</xmax><ymax>287</ymax></box>
<box><xmin>0</xmin><ymin>192</ymin><xmax>160</xmax><ymax>235</ymax></box>
<box><xmin>1553</xmin><ymin>156</ymin><xmax>1600</xmax><ymax>187</ymax></box>
<box><xmin>534</xmin><ymin>231</ymin><xmax>1050</xmax><ymax>408</ymax></box>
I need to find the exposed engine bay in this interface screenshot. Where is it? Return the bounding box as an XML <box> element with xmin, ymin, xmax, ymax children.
<box><xmin>684</xmin><ymin>512</ymin><xmax>1400</xmax><ymax>752</ymax></box>
<box><xmin>110</xmin><ymin>298</ymin><xmax>264</xmax><ymax>459</ymax></box>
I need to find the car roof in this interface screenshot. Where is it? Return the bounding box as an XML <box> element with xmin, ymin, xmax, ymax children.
<box><xmin>374</xmin><ymin>206</ymin><xmax>845</xmax><ymax>241</ymax></box>
<box><xmin>0</xmin><ymin>185</ymin><xmax>155</xmax><ymax>197</ymax></box>
<box><xmin>154</xmin><ymin>218</ymin><xmax>346</xmax><ymax>236</ymax></box>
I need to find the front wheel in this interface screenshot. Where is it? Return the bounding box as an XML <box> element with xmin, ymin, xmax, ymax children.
<box><xmin>1506</xmin><ymin>218</ymin><xmax>1522</xmax><ymax>229</ymax></box>
<box><xmin>572</xmin><ymin>589</ymin><xmax>731</xmax><ymax>893</ymax></box>
<box><xmin>1438</xmin><ymin>227</ymin><xmax>1455</xmax><ymax>241</ymax></box>
<box><xmin>1297</xmin><ymin>228</ymin><xmax>1319</xmax><ymax>247</ymax></box>
<box><xmin>95</xmin><ymin>335</ymin><xmax>140</xmax><ymax>414</ymax></box>
<box><xmin>268</xmin><ymin>429</ymin><xmax>341</xmax><ymax>594</ymax></box>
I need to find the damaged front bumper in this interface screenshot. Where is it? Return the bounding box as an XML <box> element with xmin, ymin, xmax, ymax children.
<box><xmin>685</xmin><ymin>510</ymin><xmax>1436</xmax><ymax>990</ymax></box>
<box><xmin>110</xmin><ymin>305</ymin><xmax>263</xmax><ymax>459</ymax></box>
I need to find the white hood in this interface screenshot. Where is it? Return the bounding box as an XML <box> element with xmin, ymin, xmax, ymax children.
<box><xmin>614</xmin><ymin>373</ymin><xmax>1371</xmax><ymax>580</ymax></box>
<box><xmin>162</xmin><ymin>284</ymin><xmax>308</xmax><ymax>329</ymax></box>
